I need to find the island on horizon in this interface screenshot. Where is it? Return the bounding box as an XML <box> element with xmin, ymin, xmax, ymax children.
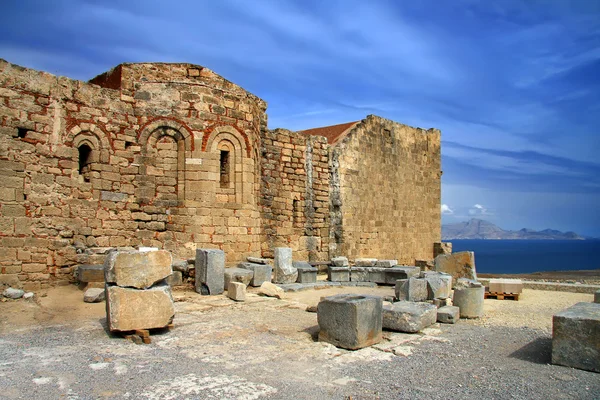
<box><xmin>442</xmin><ymin>218</ymin><xmax>591</xmax><ymax>240</ymax></box>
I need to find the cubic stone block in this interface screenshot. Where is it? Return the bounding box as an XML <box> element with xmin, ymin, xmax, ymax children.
<box><xmin>328</xmin><ymin>266</ymin><xmax>350</xmax><ymax>282</ymax></box>
<box><xmin>395</xmin><ymin>278</ymin><xmax>428</xmax><ymax>302</ymax></box>
<box><xmin>76</xmin><ymin>264</ymin><xmax>105</xmax><ymax>283</ymax></box>
<box><xmin>317</xmin><ymin>294</ymin><xmax>383</xmax><ymax>350</ymax></box>
<box><xmin>224</xmin><ymin>268</ymin><xmax>253</xmax><ymax>288</ymax></box>
<box><xmin>437</xmin><ymin>306</ymin><xmax>460</xmax><ymax>324</ymax></box>
<box><xmin>195</xmin><ymin>249</ymin><xmax>225</xmax><ymax>295</ymax></box>
<box><xmin>453</xmin><ymin>285</ymin><xmax>485</xmax><ymax>318</ymax></box>
<box><xmin>434</xmin><ymin>251</ymin><xmax>476</xmax><ymax>282</ymax></box>
<box><xmin>239</xmin><ymin>262</ymin><xmax>272</xmax><ymax>287</ymax></box>
<box><xmin>104</xmin><ymin>250</ymin><xmax>173</xmax><ymax>289</ymax></box>
<box><xmin>355</xmin><ymin>258</ymin><xmax>377</xmax><ymax>267</ymax></box>
<box><xmin>375</xmin><ymin>260</ymin><xmax>398</xmax><ymax>268</ymax></box>
<box><xmin>382</xmin><ymin>301</ymin><xmax>437</xmax><ymax>333</ymax></box>
<box><xmin>433</xmin><ymin>298</ymin><xmax>451</xmax><ymax>308</ymax></box>
<box><xmin>273</xmin><ymin>247</ymin><xmax>297</xmax><ymax>284</ymax></box>
<box><xmin>331</xmin><ymin>256</ymin><xmax>349</xmax><ymax>267</ymax></box>
<box><xmin>165</xmin><ymin>271</ymin><xmax>183</xmax><ymax>286</ymax></box>
<box><xmin>552</xmin><ymin>302</ymin><xmax>600</xmax><ymax>372</ymax></box>
<box><xmin>350</xmin><ymin>267</ymin><xmax>369</xmax><ymax>282</ymax></box>
<box><xmin>294</xmin><ymin>262</ymin><xmax>317</xmax><ymax>283</ymax></box>
<box><xmin>489</xmin><ymin>278</ymin><xmax>523</xmax><ymax>294</ymax></box>
<box><xmin>368</xmin><ymin>267</ymin><xmax>420</xmax><ymax>285</ymax></box>
<box><xmin>422</xmin><ymin>272</ymin><xmax>452</xmax><ymax>300</ymax></box>
<box><xmin>227</xmin><ymin>282</ymin><xmax>246</xmax><ymax>302</ymax></box>
<box><xmin>105</xmin><ymin>283</ymin><xmax>175</xmax><ymax>332</ymax></box>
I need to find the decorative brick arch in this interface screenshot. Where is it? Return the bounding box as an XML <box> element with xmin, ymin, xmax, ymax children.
<box><xmin>203</xmin><ymin>124</ymin><xmax>250</xmax><ymax>157</ymax></box>
<box><xmin>65</xmin><ymin>124</ymin><xmax>110</xmax><ymax>151</ymax></box>
<box><xmin>139</xmin><ymin>118</ymin><xmax>194</xmax><ymax>151</ymax></box>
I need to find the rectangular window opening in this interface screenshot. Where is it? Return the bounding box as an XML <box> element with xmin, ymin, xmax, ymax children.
<box><xmin>17</xmin><ymin>127</ymin><xmax>28</xmax><ymax>139</ymax></box>
<box><xmin>220</xmin><ymin>150</ymin><xmax>230</xmax><ymax>188</ymax></box>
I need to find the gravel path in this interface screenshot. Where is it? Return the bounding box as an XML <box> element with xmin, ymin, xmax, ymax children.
<box><xmin>0</xmin><ymin>286</ymin><xmax>597</xmax><ymax>399</ymax></box>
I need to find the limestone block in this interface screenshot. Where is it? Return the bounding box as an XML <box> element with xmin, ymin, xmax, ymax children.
<box><xmin>434</xmin><ymin>242</ymin><xmax>452</xmax><ymax>258</ymax></box>
<box><xmin>224</xmin><ymin>268</ymin><xmax>253</xmax><ymax>288</ymax></box>
<box><xmin>395</xmin><ymin>278</ymin><xmax>428</xmax><ymax>302</ymax></box>
<box><xmin>195</xmin><ymin>249</ymin><xmax>225</xmax><ymax>295</ymax></box>
<box><xmin>294</xmin><ymin>262</ymin><xmax>317</xmax><ymax>283</ymax></box>
<box><xmin>84</xmin><ymin>287</ymin><xmax>105</xmax><ymax>303</ymax></box>
<box><xmin>437</xmin><ymin>306</ymin><xmax>460</xmax><ymax>324</ymax></box>
<box><xmin>258</xmin><ymin>282</ymin><xmax>284</xmax><ymax>298</ymax></box>
<box><xmin>453</xmin><ymin>285</ymin><xmax>485</xmax><ymax>318</ymax></box>
<box><xmin>273</xmin><ymin>247</ymin><xmax>297</xmax><ymax>284</ymax></box>
<box><xmin>552</xmin><ymin>302</ymin><xmax>600</xmax><ymax>372</ymax></box>
<box><xmin>104</xmin><ymin>250</ymin><xmax>172</xmax><ymax>289</ymax></box>
<box><xmin>76</xmin><ymin>264</ymin><xmax>105</xmax><ymax>283</ymax></box>
<box><xmin>171</xmin><ymin>259</ymin><xmax>189</xmax><ymax>273</ymax></box>
<box><xmin>318</xmin><ymin>294</ymin><xmax>383</xmax><ymax>350</ymax></box>
<box><xmin>3</xmin><ymin>287</ymin><xmax>24</xmax><ymax>299</ymax></box>
<box><xmin>355</xmin><ymin>258</ymin><xmax>377</xmax><ymax>267</ymax></box>
<box><xmin>489</xmin><ymin>278</ymin><xmax>523</xmax><ymax>294</ymax></box>
<box><xmin>433</xmin><ymin>298</ymin><xmax>451</xmax><ymax>308</ymax></box>
<box><xmin>595</xmin><ymin>290</ymin><xmax>600</xmax><ymax>304</ymax></box>
<box><xmin>331</xmin><ymin>256</ymin><xmax>349</xmax><ymax>267</ymax></box>
<box><xmin>350</xmin><ymin>267</ymin><xmax>369</xmax><ymax>282</ymax></box>
<box><xmin>239</xmin><ymin>262</ymin><xmax>272</xmax><ymax>286</ymax></box>
<box><xmin>434</xmin><ymin>251</ymin><xmax>476</xmax><ymax>282</ymax></box>
<box><xmin>422</xmin><ymin>272</ymin><xmax>452</xmax><ymax>300</ymax></box>
<box><xmin>165</xmin><ymin>271</ymin><xmax>183</xmax><ymax>286</ymax></box>
<box><xmin>382</xmin><ymin>301</ymin><xmax>437</xmax><ymax>333</ymax></box>
<box><xmin>105</xmin><ymin>283</ymin><xmax>175</xmax><ymax>332</ymax></box>
<box><xmin>247</xmin><ymin>257</ymin><xmax>270</xmax><ymax>265</ymax></box>
<box><xmin>227</xmin><ymin>282</ymin><xmax>246</xmax><ymax>302</ymax></box>
<box><xmin>328</xmin><ymin>266</ymin><xmax>350</xmax><ymax>282</ymax></box>
<box><xmin>375</xmin><ymin>260</ymin><xmax>398</xmax><ymax>268</ymax></box>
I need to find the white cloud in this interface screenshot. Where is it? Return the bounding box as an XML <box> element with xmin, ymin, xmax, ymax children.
<box><xmin>441</xmin><ymin>204</ymin><xmax>454</xmax><ymax>215</ymax></box>
<box><xmin>469</xmin><ymin>204</ymin><xmax>492</xmax><ymax>216</ymax></box>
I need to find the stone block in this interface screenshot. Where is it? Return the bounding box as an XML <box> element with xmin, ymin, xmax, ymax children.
<box><xmin>195</xmin><ymin>249</ymin><xmax>225</xmax><ymax>295</ymax></box>
<box><xmin>105</xmin><ymin>283</ymin><xmax>175</xmax><ymax>332</ymax></box>
<box><xmin>227</xmin><ymin>282</ymin><xmax>246</xmax><ymax>302</ymax></box>
<box><xmin>382</xmin><ymin>301</ymin><xmax>437</xmax><ymax>333</ymax></box>
<box><xmin>273</xmin><ymin>247</ymin><xmax>297</xmax><ymax>284</ymax></box>
<box><xmin>238</xmin><ymin>262</ymin><xmax>272</xmax><ymax>286</ymax></box>
<box><xmin>552</xmin><ymin>302</ymin><xmax>600</xmax><ymax>372</ymax></box>
<box><xmin>76</xmin><ymin>264</ymin><xmax>105</xmax><ymax>283</ymax></box>
<box><xmin>331</xmin><ymin>256</ymin><xmax>349</xmax><ymax>267</ymax></box>
<box><xmin>224</xmin><ymin>267</ymin><xmax>253</xmax><ymax>288</ymax></box>
<box><xmin>350</xmin><ymin>267</ymin><xmax>369</xmax><ymax>282</ymax></box>
<box><xmin>104</xmin><ymin>250</ymin><xmax>172</xmax><ymax>289</ymax></box>
<box><xmin>433</xmin><ymin>298</ymin><xmax>451</xmax><ymax>308</ymax></box>
<box><xmin>395</xmin><ymin>278</ymin><xmax>428</xmax><ymax>302</ymax></box>
<box><xmin>434</xmin><ymin>251</ymin><xmax>476</xmax><ymax>282</ymax></box>
<box><xmin>437</xmin><ymin>306</ymin><xmax>459</xmax><ymax>324</ymax></box>
<box><xmin>258</xmin><ymin>282</ymin><xmax>284</xmax><ymax>298</ymax></box>
<box><xmin>328</xmin><ymin>266</ymin><xmax>350</xmax><ymax>282</ymax></box>
<box><xmin>434</xmin><ymin>242</ymin><xmax>452</xmax><ymax>258</ymax></box>
<box><xmin>489</xmin><ymin>278</ymin><xmax>523</xmax><ymax>294</ymax></box>
<box><xmin>247</xmin><ymin>256</ymin><xmax>269</xmax><ymax>265</ymax></box>
<box><xmin>317</xmin><ymin>294</ymin><xmax>383</xmax><ymax>350</ymax></box>
<box><xmin>355</xmin><ymin>258</ymin><xmax>377</xmax><ymax>267</ymax></box>
<box><xmin>3</xmin><ymin>287</ymin><xmax>24</xmax><ymax>299</ymax></box>
<box><xmin>171</xmin><ymin>259</ymin><xmax>189</xmax><ymax>273</ymax></box>
<box><xmin>422</xmin><ymin>272</ymin><xmax>452</xmax><ymax>300</ymax></box>
<box><xmin>453</xmin><ymin>285</ymin><xmax>485</xmax><ymax>318</ymax></box>
<box><xmin>375</xmin><ymin>260</ymin><xmax>398</xmax><ymax>268</ymax></box>
<box><xmin>294</xmin><ymin>262</ymin><xmax>317</xmax><ymax>283</ymax></box>
<box><xmin>84</xmin><ymin>287</ymin><xmax>105</xmax><ymax>303</ymax></box>
<box><xmin>369</xmin><ymin>267</ymin><xmax>420</xmax><ymax>285</ymax></box>
<box><xmin>595</xmin><ymin>290</ymin><xmax>600</xmax><ymax>304</ymax></box>
<box><xmin>165</xmin><ymin>271</ymin><xmax>183</xmax><ymax>286</ymax></box>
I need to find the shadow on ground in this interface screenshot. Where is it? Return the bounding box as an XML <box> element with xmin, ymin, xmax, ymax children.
<box><xmin>509</xmin><ymin>337</ymin><xmax>552</xmax><ymax>365</ymax></box>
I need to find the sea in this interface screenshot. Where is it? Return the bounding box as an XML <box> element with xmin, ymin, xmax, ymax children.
<box><xmin>450</xmin><ymin>239</ymin><xmax>600</xmax><ymax>274</ymax></box>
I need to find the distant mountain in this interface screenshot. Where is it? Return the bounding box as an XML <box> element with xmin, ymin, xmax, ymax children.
<box><xmin>442</xmin><ymin>218</ymin><xmax>585</xmax><ymax>240</ymax></box>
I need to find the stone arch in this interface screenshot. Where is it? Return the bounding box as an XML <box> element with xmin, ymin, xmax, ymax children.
<box><xmin>139</xmin><ymin>118</ymin><xmax>193</xmax><ymax>151</ymax></box>
<box><xmin>68</xmin><ymin>126</ymin><xmax>108</xmax><ymax>183</ymax></box>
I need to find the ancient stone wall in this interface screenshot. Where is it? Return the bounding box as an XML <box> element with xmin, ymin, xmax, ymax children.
<box><xmin>260</xmin><ymin>129</ymin><xmax>330</xmax><ymax>261</ymax></box>
<box><xmin>0</xmin><ymin>60</ymin><xmax>267</xmax><ymax>289</ymax></box>
<box><xmin>329</xmin><ymin>115</ymin><xmax>441</xmax><ymax>264</ymax></box>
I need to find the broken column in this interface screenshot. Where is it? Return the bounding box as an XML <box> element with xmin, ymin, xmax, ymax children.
<box><xmin>195</xmin><ymin>249</ymin><xmax>225</xmax><ymax>295</ymax></box>
<box><xmin>104</xmin><ymin>250</ymin><xmax>175</xmax><ymax>332</ymax></box>
<box><xmin>452</xmin><ymin>281</ymin><xmax>484</xmax><ymax>319</ymax></box>
<box><xmin>273</xmin><ymin>247</ymin><xmax>298</xmax><ymax>284</ymax></box>
<box><xmin>318</xmin><ymin>294</ymin><xmax>382</xmax><ymax>350</ymax></box>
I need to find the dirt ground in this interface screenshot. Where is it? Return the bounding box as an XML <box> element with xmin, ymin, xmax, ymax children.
<box><xmin>0</xmin><ymin>284</ymin><xmax>598</xmax><ymax>399</ymax></box>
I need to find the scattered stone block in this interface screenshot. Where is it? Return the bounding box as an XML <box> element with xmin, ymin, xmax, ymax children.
<box><xmin>454</xmin><ymin>278</ymin><xmax>482</xmax><ymax>289</ymax></box>
<box><xmin>318</xmin><ymin>294</ymin><xmax>383</xmax><ymax>350</ymax></box>
<box><xmin>433</xmin><ymin>298</ymin><xmax>451</xmax><ymax>308</ymax></box>
<box><xmin>552</xmin><ymin>302</ymin><xmax>600</xmax><ymax>372</ymax></box>
<box><xmin>382</xmin><ymin>301</ymin><xmax>437</xmax><ymax>333</ymax></box>
<box><xmin>434</xmin><ymin>242</ymin><xmax>452</xmax><ymax>258</ymax></box>
<box><xmin>453</xmin><ymin>284</ymin><xmax>484</xmax><ymax>318</ymax></box>
<box><xmin>489</xmin><ymin>278</ymin><xmax>523</xmax><ymax>294</ymax></box>
<box><xmin>104</xmin><ymin>250</ymin><xmax>172</xmax><ymax>289</ymax></box>
<box><xmin>434</xmin><ymin>251</ymin><xmax>476</xmax><ymax>282</ymax></box>
<box><xmin>395</xmin><ymin>278</ymin><xmax>428</xmax><ymax>302</ymax></box>
<box><xmin>294</xmin><ymin>262</ymin><xmax>317</xmax><ymax>283</ymax></box>
<box><xmin>273</xmin><ymin>247</ymin><xmax>297</xmax><ymax>284</ymax></box>
<box><xmin>258</xmin><ymin>282</ymin><xmax>284</xmax><ymax>298</ymax></box>
<box><xmin>224</xmin><ymin>268</ymin><xmax>253</xmax><ymax>288</ymax></box>
<box><xmin>375</xmin><ymin>260</ymin><xmax>398</xmax><ymax>268</ymax></box>
<box><xmin>422</xmin><ymin>272</ymin><xmax>452</xmax><ymax>300</ymax></box>
<box><xmin>437</xmin><ymin>306</ymin><xmax>459</xmax><ymax>324</ymax></box>
<box><xmin>2</xmin><ymin>287</ymin><xmax>24</xmax><ymax>299</ymax></box>
<box><xmin>355</xmin><ymin>258</ymin><xmax>377</xmax><ymax>267</ymax></box>
<box><xmin>84</xmin><ymin>287</ymin><xmax>105</xmax><ymax>303</ymax></box>
<box><xmin>350</xmin><ymin>267</ymin><xmax>369</xmax><ymax>282</ymax></box>
<box><xmin>227</xmin><ymin>282</ymin><xmax>246</xmax><ymax>302</ymax></box>
<box><xmin>328</xmin><ymin>266</ymin><xmax>350</xmax><ymax>282</ymax></box>
<box><xmin>22</xmin><ymin>292</ymin><xmax>34</xmax><ymax>300</ymax></box>
<box><xmin>105</xmin><ymin>283</ymin><xmax>175</xmax><ymax>332</ymax></box>
<box><xmin>195</xmin><ymin>249</ymin><xmax>225</xmax><ymax>295</ymax></box>
<box><xmin>76</xmin><ymin>264</ymin><xmax>105</xmax><ymax>283</ymax></box>
<box><xmin>331</xmin><ymin>256</ymin><xmax>349</xmax><ymax>267</ymax></box>
<box><xmin>239</xmin><ymin>262</ymin><xmax>272</xmax><ymax>287</ymax></box>
<box><xmin>171</xmin><ymin>259</ymin><xmax>189</xmax><ymax>273</ymax></box>
<box><xmin>165</xmin><ymin>271</ymin><xmax>183</xmax><ymax>287</ymax></box>
<box><xmin>247</xmin><ymin>257</ymin><xmax>270</xmax><ymax>265</ymax></box>
<box><xmin>595</xmin><ymin>290</ymin><xmax>600</xmax><ymax>304</ymax></box>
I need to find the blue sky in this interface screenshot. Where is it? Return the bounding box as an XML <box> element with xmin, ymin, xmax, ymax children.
<box><xmin>1</xmin><ymin>0</ymin><xmax>599</xmax><ymax>236</ymax></box>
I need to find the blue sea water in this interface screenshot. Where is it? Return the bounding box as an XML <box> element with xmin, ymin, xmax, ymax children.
<box><xmin>450</xmin><ymin>239</ymin><xmax>600</xmax><ymax>274</ymax></box>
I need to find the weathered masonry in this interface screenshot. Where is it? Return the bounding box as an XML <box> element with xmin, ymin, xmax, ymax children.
<box><xmin>0</xmin><ymin>60</ymin><xmax>441</xmax><ymax>289</ymax></box>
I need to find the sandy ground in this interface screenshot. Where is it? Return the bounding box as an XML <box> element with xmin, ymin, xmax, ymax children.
<box><xmin>479</xmin><ymin>269</ymin><xmax>600</xmax><ymax>285</ymax></box>
<box><xmin>0</xmin><ymin>285</ymin><xmax>598</xmax><ymax>399</ymax></box>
